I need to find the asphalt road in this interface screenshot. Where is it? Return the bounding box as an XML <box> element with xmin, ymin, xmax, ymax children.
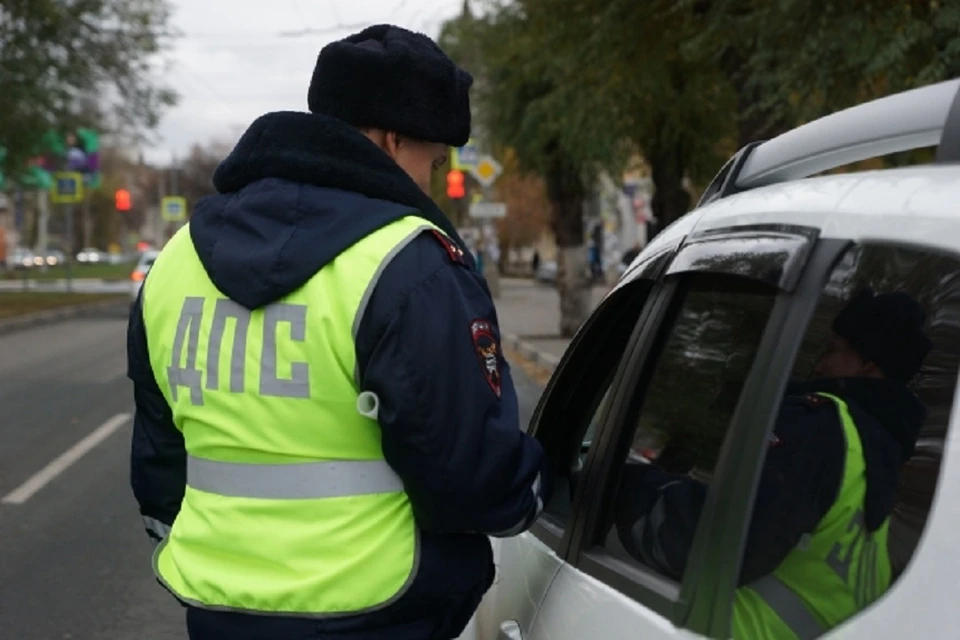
<box><xmin>0</xmin><ymin>309</ymin><xmax>545</xmax><ymax>639</ymax></box>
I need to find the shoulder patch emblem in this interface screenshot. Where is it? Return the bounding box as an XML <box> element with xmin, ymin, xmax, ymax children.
<box><xmin>470</xmin><ymin>319</ymin><xmax>502</xmax><ymax>398</ymax></box>
<box><xmin>430</xmin><ymin>230</ymin><xmax>466</xmax><ymax>265</ymax></box>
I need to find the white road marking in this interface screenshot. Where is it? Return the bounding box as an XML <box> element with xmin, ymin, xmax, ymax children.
<box><xmin>2</xmin><ymin>412</ymin><xmax>131</xmax><ymax>505</ymax></box>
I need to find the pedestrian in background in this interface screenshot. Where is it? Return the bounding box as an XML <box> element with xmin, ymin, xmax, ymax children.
<box><xmin>128</xmin><ymin>24</ymin><xmax>551</xmax><ymax>640</ymax></box>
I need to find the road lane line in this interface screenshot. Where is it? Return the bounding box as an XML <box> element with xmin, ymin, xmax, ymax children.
<box><xmin>2</xmin><ymin>413</ymin><xmax>131</xmax><ymax>505</ymax></box>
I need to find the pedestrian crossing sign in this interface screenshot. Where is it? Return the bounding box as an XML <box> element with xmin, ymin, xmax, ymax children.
<box><xmin>50</xmin><ymin>172</ymin><xmax>85</xmax><ymax>204</ymax></box>
<box><xmin>161</xmin><ymin>196</ymin><xmax>187</xmax><ymax>222</ymax></box>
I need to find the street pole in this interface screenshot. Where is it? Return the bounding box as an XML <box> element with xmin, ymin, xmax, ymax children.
<box><xmin>35</xmin><ymin>188</ymin><xmax>49</xmax><ymax>255</ymax></box>
<box><xmin>156</xmin><ymin>165</ymin><xmax>166</xmax><ymax>245</ymax></box>
<box><xmin>81</xmin><ymin>193</ymin><xmax>92</xmax><ymax>249</ymax></box>
<box><xmin>64</xmin><ymin>202</ymin><xmax>74</xmax><ymax>293</ymax></box>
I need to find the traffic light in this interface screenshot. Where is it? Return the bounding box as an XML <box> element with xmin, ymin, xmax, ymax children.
<box><xmin>115</xmin><ymin>188</ymin><xmax>131</xmax><ymax>212</ymax></box>
<box><xmin>446</xmin><ymin>169</ymin><xmax>465</xmax><ymax>199</ymax></box>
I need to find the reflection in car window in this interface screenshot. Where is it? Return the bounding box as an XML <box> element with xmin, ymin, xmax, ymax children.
<box><xmin>606</xmin><ymin>273</ymin><xmax>777</xmax><ymax>578</ymax></box>
<box><xmin>786</xmin><ymin>244</ymin><xmax>960</xmax><ymax>589</ymax></box>
<box><xmin>718</xmin><ymin>243</ymin><xmax>960</xmax><ymax>639</ymax></box>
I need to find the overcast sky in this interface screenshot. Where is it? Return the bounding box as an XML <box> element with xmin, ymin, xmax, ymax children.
<box><xmin>144</xmin><ymin>0</ymin><xmax>465</xmax><ymax>165</ymax></box>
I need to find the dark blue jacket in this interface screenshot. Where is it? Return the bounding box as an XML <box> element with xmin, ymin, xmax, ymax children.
<box><xmin>614</xmin><ymin>377</ymin><xmax>925</xmax><ymax>585</ymax></box>
<box><xmin>127</xmin><ymin>111</ymin><xmax>550</xmax><ymax>640</ymax></box>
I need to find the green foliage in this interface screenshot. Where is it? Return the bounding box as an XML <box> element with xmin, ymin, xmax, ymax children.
<box><xmin>443</xmin><ymin>1</ymin><xmax>633</xmax><ymax>183</ymax></box>
<box><xmin>687</xmin><ymin>0</ymin><xmax>960</xmax><ymax>136</ymax></box>
<box><xmin>440</xmin><ymin>0</ymin><xmax>960</xmax><ymax>235</ymax></box>
<box><xmin>0</xmin><ymin>0</ymin><xmax>177</xmax><ymax>173</ymax></box>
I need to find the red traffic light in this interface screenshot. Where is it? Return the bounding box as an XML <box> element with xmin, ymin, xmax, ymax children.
<box><xmin>115</xmin><ymin>188</ymin><xmax>131</xmax><ymax>211</ymax></box>
<box><xmin>446</xmin><ymin>170</ymin><xmax>465</xmax><ymax>199</ymax></box>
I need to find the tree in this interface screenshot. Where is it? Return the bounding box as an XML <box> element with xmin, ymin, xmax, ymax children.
<box><xmin>0</xmin><ymin>0</ymin><xmax>178</xmax><ymax>173</ymax></box>
<box><xmin>690</xmin><ymin>0</ymin><xmax>960</xmax><ymax>144</ymax></box>
<box><xmin>533</xmin><ymin>0</ymin><xmax>737</xmax><ymax>229</ymax></box>
<box><xmin>441</xmin><ymin>2</ymin><xmax>630</xmax><ymax>336</ymax></box>
<box><xmin>177</xmin><ymin>139</ymin><xmax>233</xmax><ymax>211</ymax></box>
<box><xmin>494</xmin><ymin>147</ymin><xmax>550</xmax><ymax>270</ymax></box>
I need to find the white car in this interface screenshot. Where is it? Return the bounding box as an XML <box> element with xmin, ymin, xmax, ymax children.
<box><xmin>77</xmin><ymin>247</ymin><xmax>104</xmax><ymax>263</ymax></box>
<box><xmin>462</xmin><ymin>79</ymin><xmax>960</xmax><ymax>639</ymax></box>
<box><xmin>130</xmin><ymin>249</ymin><xmax>159</xmax><ymax>302</ymax></box>
<box><xmin>7</xmin><ymin>247</ymin><xmax>34</xmax><ymax>270</ymax></box>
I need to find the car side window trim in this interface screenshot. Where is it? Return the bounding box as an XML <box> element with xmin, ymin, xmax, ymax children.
<box><xmin>667</xmin><ymin>224</ymin><xmax>820</xmax><ymax>292</ymax></box>
<box><xmin>529</xmin><ymin>277</ymin><xmax>673</xmax><ymax>557</ymax></box>
<box><xmin>680</xmin><ymin>238</ymin><xmax>850</xmax><ymax>637</ymax></box>
<box><xmin>531</xmin><ymin>243</ymin><xmax>679</xmax><ymax>431</ymax></box>
<box><xmin>561</xmin><ymin>278</ymin><xmax>683</xmax><ymax>601</ymax></box>
<box><xmin>619</xmin><ymin>241</ymin><xmax>680</xmax><ymax>288</ymax></box>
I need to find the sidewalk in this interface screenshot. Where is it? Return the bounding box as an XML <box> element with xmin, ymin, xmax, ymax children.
<box><xmin>495</xmin><ymin>277</ymin><xmax>608</xmax><ymax>373</ymax></box>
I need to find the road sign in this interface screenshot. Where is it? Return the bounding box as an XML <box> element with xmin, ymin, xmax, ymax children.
<box><xmin>470</xmin><ymin>155</ymin><xmax>503</xmax><ymax>187</ymax></box>
<box><xmin>469</xmin><ymin>202</ymin><xmax>507</xmax><ymax>219</ymax></box>
<box><xmin>51</xmin><ymin>172</ymin><xmax>84</xmax><ymax>204</ymax></box>
<box><xmin>161</xmin><ymin>196</ymin><xmax>187</xmax><ymax>222</ymax></box>
<box><xmin>453</xmin><ymin>139</ymin><xmax>479</xmax><ymax>171</ymax></box>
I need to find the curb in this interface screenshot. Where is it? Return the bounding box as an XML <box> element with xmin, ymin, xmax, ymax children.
<box><xmin>502</xmin><ymin>331</ymin><xmax>561</xmax><ymax>375</ymax></box>
<box><xmin>0</xmin><ymin>299</ymin><xmax>129</xmax><ymax>337</ymax></box>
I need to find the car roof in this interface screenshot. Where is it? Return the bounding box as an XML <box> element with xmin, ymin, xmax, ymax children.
<box><xmin>645</xmin><ymin>164</ymin><xmax>960</xmax><ymax>259</ymax></box>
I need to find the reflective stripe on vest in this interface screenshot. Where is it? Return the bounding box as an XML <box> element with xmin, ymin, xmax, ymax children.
<box><xmin>749</xmin><ymin>575</ymin><xmax>824</xmax><ymax>640</ymax></box>
<box><xmin>187</xmin><ymin>455</ymin><xmax>404</xmax><ymax>499</ymax></box>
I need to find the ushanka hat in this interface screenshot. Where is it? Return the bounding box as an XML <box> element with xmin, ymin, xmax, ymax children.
<box><xmin>308</xmin><ymin>24</ymin><xmax>473</xmax><ymax>147</ymax></box>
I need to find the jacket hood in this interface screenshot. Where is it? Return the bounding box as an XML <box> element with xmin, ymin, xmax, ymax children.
<box><xmin>188</xmin><ymin>111</ymin><xmax>474</xmax><ymax>310</ymax></box>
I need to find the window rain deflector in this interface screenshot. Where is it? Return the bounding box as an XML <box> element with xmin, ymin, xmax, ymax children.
<box><xmin>666</xmin><ymin>224</ymin><xmax>819</xmax><ymax>291</ymax></box>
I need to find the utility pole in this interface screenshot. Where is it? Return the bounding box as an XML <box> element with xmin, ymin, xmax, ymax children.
<box><xmin>156</xmin><ymin>165</ymin><xmax>166</xmax><ymax>246</ymax></box>
<box><xmin>64</xmin><ymin>202</ymin><xmax>74</xmax><ymax>292</ymax></box>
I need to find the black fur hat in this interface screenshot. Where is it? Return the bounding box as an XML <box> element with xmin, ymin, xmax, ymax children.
<box><xmin>308</xmin><ymin>24</ymin><xmax>473</xmax><ymax>147</ymax></box>
<box><xmin>832</xmin><ymin>288</ymin><xmax>933</xmax><ymax>383</ymax></box>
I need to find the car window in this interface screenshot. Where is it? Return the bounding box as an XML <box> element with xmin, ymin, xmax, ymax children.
<box><xmin>531</xmin><ymin>277</ymin><xmax>655</xmax><ymax>538</ymax></box>
<box><xmin>779</xmin><ymin>243</ymin><xmax>960</xmax><ymax>596</ymax></box>
<box><xmin>596</xmin><ymin>273</ymin><xmax>778</xmax><ymax>581</ymax></box>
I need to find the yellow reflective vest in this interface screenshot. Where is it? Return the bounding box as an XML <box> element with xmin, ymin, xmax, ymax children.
<box><xmin>142</xmin><ymin>215</ymin><xmax>443</xmax><ymax>615</ymax></box>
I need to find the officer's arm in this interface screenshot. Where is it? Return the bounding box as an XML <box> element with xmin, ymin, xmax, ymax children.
<box><xmin>356</xmin><ymin>235</ymin><xmax>551</xmax><ymax>536</ymax></box>
<box><xmin>127</xmin><ymin>291</ymin><xmax>186</xmax><ymax>547</ymax></box>
<box><xmin>614</xmin><ymin>464</ymin><xmax>707</xmax><ymax>580</ymax></box>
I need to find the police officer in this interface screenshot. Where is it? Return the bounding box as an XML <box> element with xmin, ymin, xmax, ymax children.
<box><xmin>614</xmin><ymin>288</ymin><xmax>931</xmax><ymax>639</ymax></box>
<box><xmin>127</xmin><ymin>24</ymin><xmax>551</xmax><ymax>640</ymax></box>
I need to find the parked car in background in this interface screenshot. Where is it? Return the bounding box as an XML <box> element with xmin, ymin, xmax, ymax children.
<box><xmin>77</xmin><ymin>247</ymin><xmax>105</xmax><ymax>263</ymax></box>
<box><xmin>129</xmin><ymin>249</ymin><xmax>159</xmax><ymax>302</ymax></box>
<box><xmin>534</xmin><ymin>260</ymin><xmax>557</xmax><ymax>283</ymax></box>
<box><xmin>42</xmin><ymin>250</ymin><xmax>64</xmax><ymax>267</ymax></box>
<box><xmin>6</xmin><ymin>247</ymin><xmax>33</xmax><ymax>270</ymax></box>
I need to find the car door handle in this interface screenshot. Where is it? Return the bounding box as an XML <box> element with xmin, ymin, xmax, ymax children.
<box><xmin>499</xmin><ymin>620</ymin><xmax>523</xmax><ymax>640</ymax></box>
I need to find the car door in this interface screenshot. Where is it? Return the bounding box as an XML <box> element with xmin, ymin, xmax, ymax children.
<box><xmin>472</xmin><ymin>242</ymin><xmax>681</xmax><ymax>640</ymax></box>
<box><xmin>526</xmin><ymin>225</ymin><xmax>845</xmax><ymax>640</ymax></box>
